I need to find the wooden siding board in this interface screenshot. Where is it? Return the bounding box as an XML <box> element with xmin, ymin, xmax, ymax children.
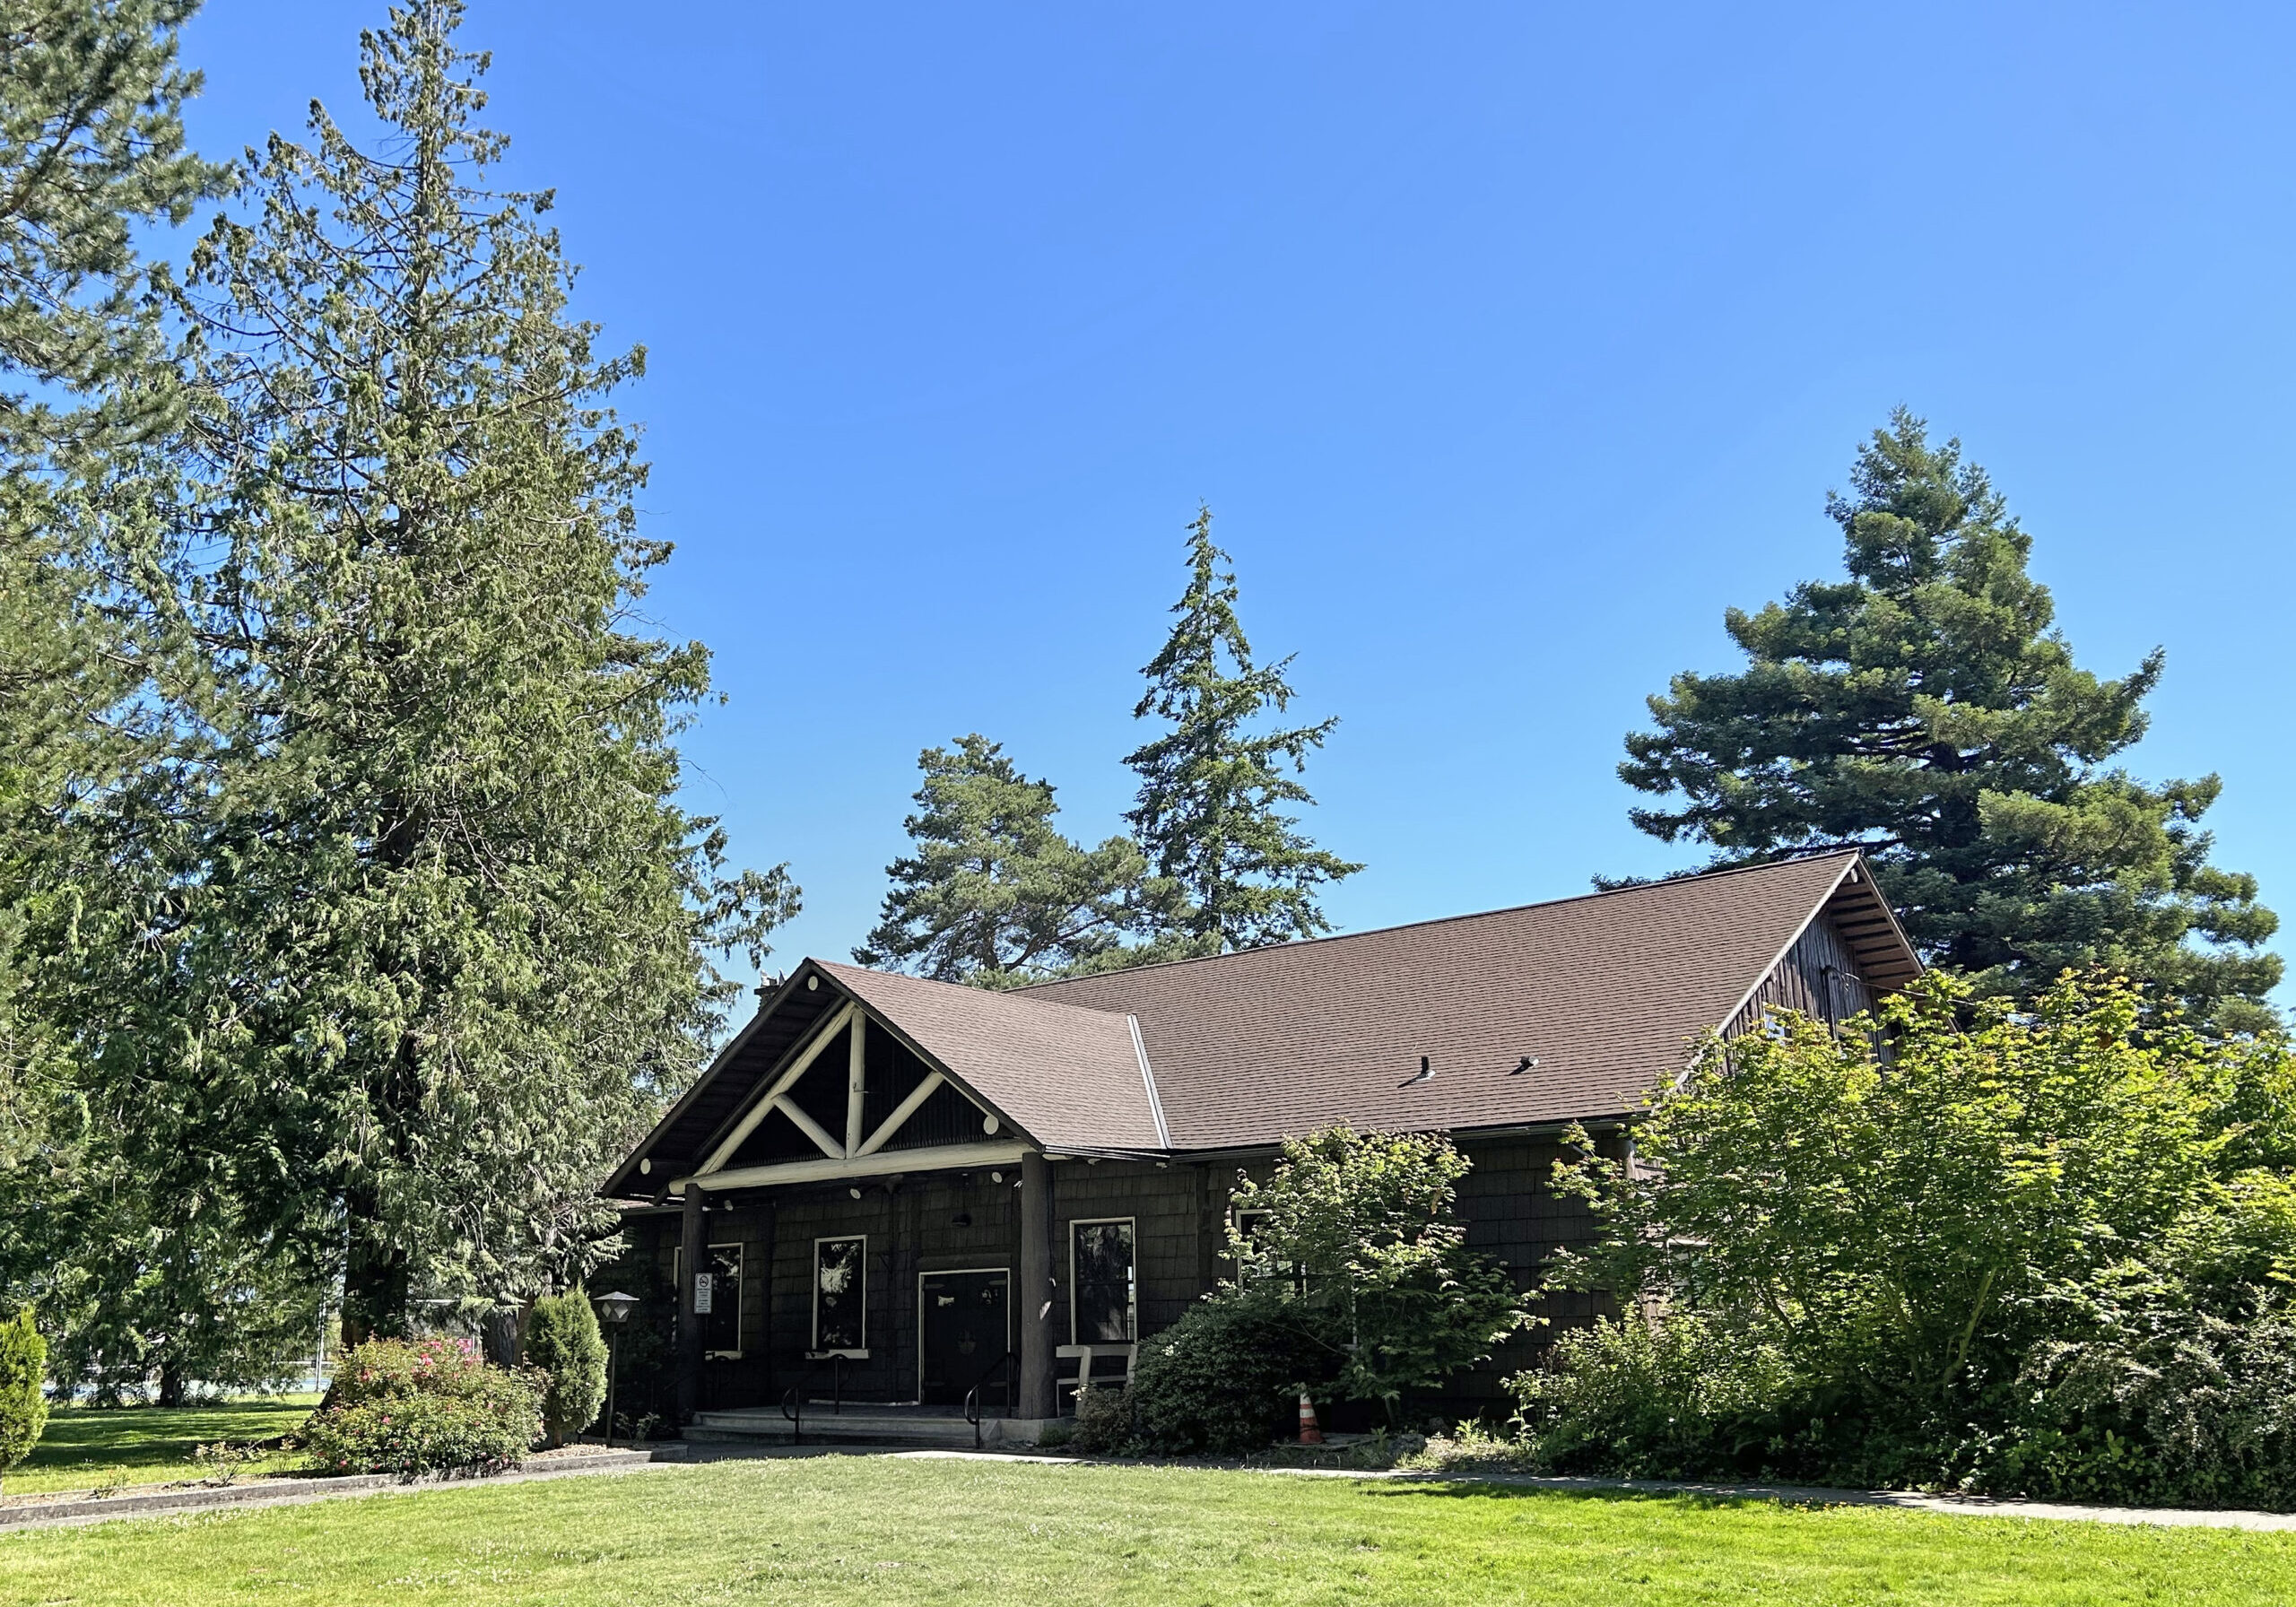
<box><xmin>1727</xmin><ymin>908</ymin><xmax>1876</xmax><ymax>1038</ymax></box>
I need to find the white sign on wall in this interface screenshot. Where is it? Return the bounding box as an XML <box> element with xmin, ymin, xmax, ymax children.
<box><xmin>694</xmin><ymin>1273</ymin><xmax>714</xmax><ymax>1315</ymax></box>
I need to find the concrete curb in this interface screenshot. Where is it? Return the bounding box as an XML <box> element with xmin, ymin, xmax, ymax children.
<box><xmin>0</xmin><ymin>1447</ymin><xmax>662</xmax><ymax>1532</ymax></box>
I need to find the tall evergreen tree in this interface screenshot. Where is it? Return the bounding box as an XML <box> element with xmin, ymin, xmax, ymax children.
<box><xmin>0</xmin><ymin>0</ymin><xmax>221</xmax><ymax>440</ymax></box>
<box><xmin>0</xmin><ymin>0</ymin><xmax>224</xmax><ymax>1343</ymax></box>
<box><xmin>99</xmin><ymin>2</ymin><xmax>795</xmax><ymax>1341</ymax></box>
<box><xmin>856</xmin><ymin>734</ymin><xmax>1174</xmax><ymax>987</ymax></box>
<box><xmin>1622</xmin><ymin>411</ymin><xmax>2279</xmax><ymax>1029</ymax></box>
<box><xmin>1124</xmin><ymin>507</ymin><xmax>1359</xmax><ymax>951</ymax></box>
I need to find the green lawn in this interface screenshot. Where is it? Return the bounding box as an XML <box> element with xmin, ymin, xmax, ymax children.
<box><xmin>2</xmin><ymin>1399</ymin><xmax>317</xmax><ymax>1498</ymax></box>
<box><xmin>7</xmin><ymin>1454</ymin><xmax>2296</xmax><ymax>1605</ymax></box>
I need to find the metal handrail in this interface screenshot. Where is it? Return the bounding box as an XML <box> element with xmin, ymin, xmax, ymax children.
<box><xmin>961</xmin><ymin>1351</ymin><xmax>1018</xmax><ymax>1451</ymax></box>
<box><xmin>778</xmin><ymin>1353</ymin><xmax>849</xmax><ymax>1446</ymax></box>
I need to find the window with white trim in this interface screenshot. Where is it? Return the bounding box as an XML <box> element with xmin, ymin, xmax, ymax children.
<box><xmin>705</xmin><ymin>1242</ymin><xmax>743</xmax><ymax>1358</ymax></box>
<box><xmin>813</xmin><ymin>1235</ymin><xmax>866</xmax><ymax>1353</ymax></box>
<box><xmin>1071</xmin><ymin>1219</ymin><xmax>1136</xmax><ymax>1344</ymax></box>
<box><xmin>1231</xmin><ymin>1206</ymin><xmax>1304</xmax><ymax>1291</ymax></box>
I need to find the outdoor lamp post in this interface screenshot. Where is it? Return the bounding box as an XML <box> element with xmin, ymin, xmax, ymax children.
<box><xmin>594</xmin><ymin>1290</ymin><xmax>639</xmax><ymax>1449</ymax></box>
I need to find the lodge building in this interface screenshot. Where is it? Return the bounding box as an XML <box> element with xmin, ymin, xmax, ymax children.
<box><xmin>601</xmin><ymin>849</ymin><xmax>1918</xmax><ymax>1444</ymax></box>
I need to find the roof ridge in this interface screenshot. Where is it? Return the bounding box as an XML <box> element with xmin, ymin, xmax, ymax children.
<box><xmin>813</xmin><ymin>956</ymin><xmax>1135</xmax><ymax>1017</ymax></box>
<box><xmin>1012</xmin><ymin>848</ymin><xmax>1870</xmax><ymax>992</ymax></box>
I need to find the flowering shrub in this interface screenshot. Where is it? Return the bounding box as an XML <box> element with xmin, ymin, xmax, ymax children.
<box><xmin>303</xmin><ymin>1337</ymin><xmax>542</xmax><ymax>1477</ymax></box>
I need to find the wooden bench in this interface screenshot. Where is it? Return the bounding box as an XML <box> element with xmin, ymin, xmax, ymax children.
<box><xmin>1055</xmin><ymin>1342</ymin><xmax>1137</xmax><ymax>1412</ymax></box>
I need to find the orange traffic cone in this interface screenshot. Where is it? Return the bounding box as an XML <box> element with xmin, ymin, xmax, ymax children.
<box><xmin>1298</xmin><ymin>1393</ymin><xmax>1323</xmax><ymax>1445</ymax></box>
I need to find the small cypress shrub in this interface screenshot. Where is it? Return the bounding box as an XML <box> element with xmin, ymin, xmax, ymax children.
<box><xmin>526</xmin><ymin>1288</ymin><xmax>607</xmax><ymax>1447</ymax></box>
<box><xmin>0</xmin><ymin>1309</ymin><xmax>48</xmax><ymax>1494</ymax></box>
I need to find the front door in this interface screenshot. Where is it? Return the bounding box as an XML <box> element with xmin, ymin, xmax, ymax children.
<box><xmin>918</xmin><ymin>1269</ymin><xmax>1010</xmax><ymax>1405</ymax></box>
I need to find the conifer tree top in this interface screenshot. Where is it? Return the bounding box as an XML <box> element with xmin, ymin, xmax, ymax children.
<box><xmin>1125</xmin><ymin>506</ymin><xmax>1360</xmax><ymax>951</ymax></box>
<box><xmin>1622</xmin><ymin>410</ymin><xmax>2279</xmax><ymax>1029</ymax></box>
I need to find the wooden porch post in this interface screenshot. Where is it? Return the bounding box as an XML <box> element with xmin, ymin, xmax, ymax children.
<box><xmin>756</xmin><ymin>1193</ymin><xmax>777</xmax><ymax>1403</ymax></box>
<box><xmin>1019</xmin><ymin>1150</ymin><xmax>1055</xmax><ymax>1420</ymax></box>
<box><xmin>677</xmin><ymin>1183</ymin><xmax>706</xmax><ymax>1420</ymax></box>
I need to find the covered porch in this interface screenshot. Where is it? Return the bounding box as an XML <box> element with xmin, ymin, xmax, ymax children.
<box><xmin>605</xmin><ymin>961</ymin><xmax>1168</xmax><ymax>1438</ymax></box>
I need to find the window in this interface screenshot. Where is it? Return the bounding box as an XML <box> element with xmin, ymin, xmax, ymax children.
<box><xmin>813</xmin><ymin>1236</ymin><xmax>866</xmax><ymax>1353</ymax></box>
<box><xmin>704</xmin><ymin>1243</ymin><xmax>743</xmax><ymax>1358</ymax></box>
<box><xmin>1071</xmin><ymin>1219</ymin><xmax>1135</xmax><ymax>1344</ymax></box>
<box><xmin>1231</xmin><ymin>1206</ymin><xmax>1304</xmax><ymax>1291</ymax></box>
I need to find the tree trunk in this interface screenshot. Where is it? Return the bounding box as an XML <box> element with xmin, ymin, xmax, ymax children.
<box><xmin>156</xmin><ymin>1358</ymin><xmax>187</xmax><ymax>1409</ymax></box>
<box><xmin>481</xmin><ymin>1302</ymin><xmax>528</xmax><ymax>1368</ymax></box>
<box><xmin>341</xmin><ymin>1223</ymin><xmax>413</xmax><ymax>1346</ymax></box>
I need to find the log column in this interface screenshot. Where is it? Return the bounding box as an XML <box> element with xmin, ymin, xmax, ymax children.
<box><xmin>676</xmin><ymin>1182</ymin><xmax>706</xmax><ymax>1420</ymax></box>
<box><xmin>1018</xmin><ymin>1150</ymin><xmax>1056</xmax><ymax>1420</ymax></box>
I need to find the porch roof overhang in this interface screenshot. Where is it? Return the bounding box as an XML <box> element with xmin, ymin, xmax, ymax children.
<box><xmin>604</xmin><ymin>957</ymin><xmax>1167</xmax><ymax>1201</ymax></box>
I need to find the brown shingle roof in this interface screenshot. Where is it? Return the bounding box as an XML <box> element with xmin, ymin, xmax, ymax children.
<box><xmin>1020</xmin><ymin>851</ymin><xmax>1883</xmax><ymax>1149</ymax></box>
<box><xmin>608</xmin><ymin>850</ymin><xmax>1911</xmax><ymax>1187</ymax></box>
<box><xmin>813</xmin><ymin>961</ymin><xmax>1163</xmax><ymax>1152</ymax></box>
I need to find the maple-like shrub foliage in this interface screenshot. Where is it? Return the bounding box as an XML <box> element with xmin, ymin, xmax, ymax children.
<box><xmin>1516</xmin><ymin>971</ymin><xmax>2296</xmax><ymax>1509</ymax></box>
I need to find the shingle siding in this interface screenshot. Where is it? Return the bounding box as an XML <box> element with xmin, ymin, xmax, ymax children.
<box><xmin>608</xmin><ymin>1137</ymin><xmax>1615</xmax><ymax>1420</ymax></box>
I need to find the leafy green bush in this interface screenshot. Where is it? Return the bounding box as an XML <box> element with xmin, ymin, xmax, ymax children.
<box><xmin>1128</xmin><ymin>1287</ymin><xmax>1343</xmax><ymax>1456</ymax></box>
<box><xmin>1069</xmin><ymin>1384</ymin><xmax>1133</xmax><ymax>1454</ymax></box>
<box><xmin>526</xmin><ymin>1288</ymin><xmax>607</xmax><ymax>1446</ymax></box>
<box><xmin>1517</xmin><ymin>972</ymin><xmax>2296</xmax><ymax>1508</ymax></box>
<box><xmin>303</xmin><ymin>1336</ymin><xmax>541</xmax><ymax>1477</ymax></box>
<box><xmin>1984</xmin><ymin>1281</ymin><xmax>2296</xmax><ymax>1508</ymax></box>
<box><xmin>1228</xmin><ymin>1126</ymin><xmax>1531</xmax><ymax>1417</ymax></box>
<box><xmin>1509</xmin><ymin>1311</ymin><xmax>1801</xmax><ymax>1479</ymax></box>
<box><xmin>0</xmin><ymin>1308</ymin><xmax>49</xmax><ymax>1494</ymax></box>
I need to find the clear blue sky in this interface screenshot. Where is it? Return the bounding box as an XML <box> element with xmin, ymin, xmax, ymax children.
<box><xmin>179</xmin><ymin>3</ymin><xmax>2296</xmax><ymax>1001</ymax></box>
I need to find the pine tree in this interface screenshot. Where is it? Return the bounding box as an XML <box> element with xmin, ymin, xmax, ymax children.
<box><xmin>1622</xmin><ymin>411</ymin><xmax>2279</xmax><ymax>1029</ymax></box>
<box><xmin>1124</xmin><ymin>507</ymin><xmax>1359</xmax><ymax>951</ymax></box>
<box><xmin>103</xmin><ymin>2</ymin><xmax>795</xmax><ymax>1341</ymax></box>
<box><xmin>857</xmin><ymin>734</ymin><xmax>1173</xmax><ymax>987</ymax></box>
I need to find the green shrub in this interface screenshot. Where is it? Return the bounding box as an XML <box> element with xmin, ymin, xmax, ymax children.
<box><xmin>1128</xmin><ymin>1287</ymin><xmax>1344</xmax><ymax>1457</ymax></box>
<box><xmin>0</xmin><ymin>1309</ymin><xmax>49</xmax><ymax>1493</ymax></box>
<box><xmin>1509</xmin><ymin>1311</ymin><xmax>1802</xmax><ymax>1480</ymax></box>
<box><xmin>526</xmin><ymin>1288</ymin><xmax>607</xmax><ymax>1447</ymax></box>
<box><xmin>1069</xmin><ymin>1384</ymin><xmax>1133</xmax><ymax>1454</ymax></box>
<box><xmin>1228</xmin><ymin>1126</ymin><xmax>1531</xmax><ymax>1417</ymax></box>
<box><xmin>304</xmin><ymin>1336</ymin><xmax>541</xmax><ymax>1477</ymax></box>
<box><xmin>1509</xmin><ymin>973</ymin><xmax>2296</xmax><ymax>1509</ymax></box>
<box><xmin>1984</xmin><ymin>1288</ymin><xmax>2296</xmax><ymax>1510</ymax></box>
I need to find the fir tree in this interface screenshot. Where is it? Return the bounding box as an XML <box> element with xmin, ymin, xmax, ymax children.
<box><xmin>1124</xmin><ymin>507</ymin><xmax>1359</xmax><ymax>951</ymax></box>
<box><xmin>105</xmin><ymin>2</ymin><xmax>795</xmax><ymax>1341</ymax></box>
<box><xmin>857</xmin><ymin>734</ymin><xmax>1172</xmax><ymax>987</ymax></box>
<box><xmin>1622</xmin><ymin>411</ymin><xmax>2279</xmax><ymax>1029</ymax></box>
